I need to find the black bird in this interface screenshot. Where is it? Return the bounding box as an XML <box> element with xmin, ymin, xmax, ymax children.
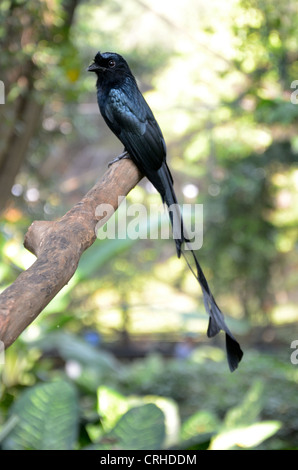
<box><xmin>88</xmin><ymin>51</ymin><xmax>243</xmax><ymax>371</ymax></box>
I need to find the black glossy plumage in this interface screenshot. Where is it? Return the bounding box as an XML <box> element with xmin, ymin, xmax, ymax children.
<box><xmin>88</xmin><ymin>51</ymin><xmax>243</xmax><ymax>371</ymax></box>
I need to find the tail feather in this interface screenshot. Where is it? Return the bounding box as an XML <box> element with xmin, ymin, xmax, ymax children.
<box><xmin>185</xmin><ymin>246</ymin><xmax>243</xmax><ymax>372</ymax></box>
<box><xmin>157</xmin><ymin>163</ymin><xmax>183</xmax><ymax>257</ymax></box>
<box><xmin>156</xmin><ymin>162</ymin><xmax>243</xmax><ymax>372</ymax></box>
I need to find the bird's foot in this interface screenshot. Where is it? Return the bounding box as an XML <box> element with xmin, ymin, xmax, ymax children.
<box><xmin>108</xmin><ymin>151</ymin><xmax>130</xmax><ymax>167</ymax></box>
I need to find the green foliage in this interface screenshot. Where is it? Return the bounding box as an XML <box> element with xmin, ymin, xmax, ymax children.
<box><xmin>223</xmin><ymin>380</ymin><xmax>265</xmax><ymax>428</ymax></box>
<box><xmin>88</xmin><ymin>404</ymin><xmax>166</xmax><ymax>450</ymax></box>
<box><xmin>109</xmin><ymin>403</ymin><xmax>164</xmax><ymax>450</ymax></box>
<box><xmin>35</xmin><ymin>331</ymin><xmax>120</xmax><ymax>379</ymax></box>
<box><xmin>1</xmin><ymin>328</ymin><xmax>298</xmax><ymax>450</ymax></box>
<box><xmin>208</xmin><ymin>380</ymin><xmax>282</xmax><ymax>450</ymax></box>
<box><xmin>1</xmin><ymin>381</ymin><xmax>78</xmax><ymax>450</ymax></box>
<box><xmin>116</xmin><ymin>350</ymin><xmax>298</xmax><ymax>449</ymax></box>
<box><xmin>0</xmin><ymin>342</ymin><xmax>293</xmax><ymax>450</ymax></box>
<box><xmin>94</xmin><ymin>385</ymin><xmax>179</xmax><ymax>448</ymax></box>
<box><xmin>210</xmin><ymin>421</ymin><xmax>282</xmax><ymax>450</ymax></box>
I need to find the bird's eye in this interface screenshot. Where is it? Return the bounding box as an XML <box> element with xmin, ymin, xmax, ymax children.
<box><xmin>108</xmin><ymin>59</ymin><xmax>116</xmax><ymax>68</ymax></box>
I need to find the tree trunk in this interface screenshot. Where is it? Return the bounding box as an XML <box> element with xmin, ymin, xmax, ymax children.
<box><xmin>0</xmin><ymin>0</ymin><xmax>80</xmax><ymax>211</ymax></box>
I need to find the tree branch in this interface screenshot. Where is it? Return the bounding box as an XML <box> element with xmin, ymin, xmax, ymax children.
<box><xmin>0</xmin><ymin>158</ymin><xmax>142</xmax><ymax>348</ymax></box>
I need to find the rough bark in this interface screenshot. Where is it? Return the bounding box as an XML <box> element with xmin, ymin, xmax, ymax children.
<box><xmin>0</xmin><ymin>158</ymin><xmax>142</xmax><ymax>348</ymax></box>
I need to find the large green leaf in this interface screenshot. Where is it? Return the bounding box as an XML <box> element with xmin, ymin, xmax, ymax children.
<box><xmin>181</xmin><ymin>410</ymin><xmax>220</xmax><ymax>440</ymax></box>
<box><xmin>223</xmin><ymin>380</ymin><xmax>264</xmax><ymax>429</ymax></box>
<box><xmin>209</xmin><ymin>421</ymin><xmax>282</xmax><ymax>450</ymax></box>
<box><xmin>96</xmin><ymin>386</ymin><xmax>179</xmax><ymax>447</ymax></box>
<box><xmin>2</xmin><ymin>381</ymin><xmax>79</xmax><ymax>450</ymax></box>
<box><xmin>108</xmin><ymin>404</ymin><xmax>165</xmax><ymax>450</ymax></box>
<box><xmin>88</xmin><ymin>403</ymin><xmax>165</xmax><ymax>450</ymax></box>
<box><xmin>97</xmin><ymin>386</ymin><xmax>129</xmax><ymax>433</ymax></box>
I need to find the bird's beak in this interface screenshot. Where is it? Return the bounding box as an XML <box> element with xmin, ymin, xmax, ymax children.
<box><xmin>87</xmin><ymin>62</ymin><xmax>103</xmax><ymax>72</ymax></box>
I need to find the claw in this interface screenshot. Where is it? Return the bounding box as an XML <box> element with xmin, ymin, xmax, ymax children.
<box><xmin>108</xmin><ymin>150</ymin><xmax>130</xmax><ymax>167</ymax></box>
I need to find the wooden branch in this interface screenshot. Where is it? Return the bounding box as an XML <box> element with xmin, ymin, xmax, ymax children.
<box><xmin>0</xmin><ymin>158</ymin><xmax>142</xmax><ymax>348</ymax></box>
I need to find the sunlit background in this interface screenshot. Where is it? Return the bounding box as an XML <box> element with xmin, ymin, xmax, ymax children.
<box><xmin>0</xmin><ymin>0</ymin><xmax>298</xmax><ymax>450</ymax></box>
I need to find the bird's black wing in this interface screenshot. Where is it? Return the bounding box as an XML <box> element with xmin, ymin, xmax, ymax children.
<box><xmin>102</xmin><ymin>86</ymin><xmax>166</xmax><ymax>177</ymax></box>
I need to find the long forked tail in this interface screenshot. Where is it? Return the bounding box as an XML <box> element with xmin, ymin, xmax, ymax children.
<box><xmin>157</xmin><ymin>163</ymin><xmax>243</xmax><ymax>372</ymax></box>
<box><xmin>182</xmin><ymin>247</ymin><xmax>243</xmax><ymax>371</ymax></box>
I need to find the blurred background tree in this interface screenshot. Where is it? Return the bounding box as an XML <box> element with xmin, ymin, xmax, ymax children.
<box><xmin>0</xmin><ymin>0</ymin><xmax>298</xmax><ymax>450</ymax></box>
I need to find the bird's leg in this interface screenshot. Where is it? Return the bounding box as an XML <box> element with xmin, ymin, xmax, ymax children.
<box><xmin>108</xmin><ymin>149</ymin><xmax>130</xmax><ymax>167</ymax></box>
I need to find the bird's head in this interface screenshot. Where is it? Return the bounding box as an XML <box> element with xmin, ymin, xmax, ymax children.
<box><xmin>87</xmin><ymin>52</ymin><xmax>133</xmax><ymax>86</ymax></box>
